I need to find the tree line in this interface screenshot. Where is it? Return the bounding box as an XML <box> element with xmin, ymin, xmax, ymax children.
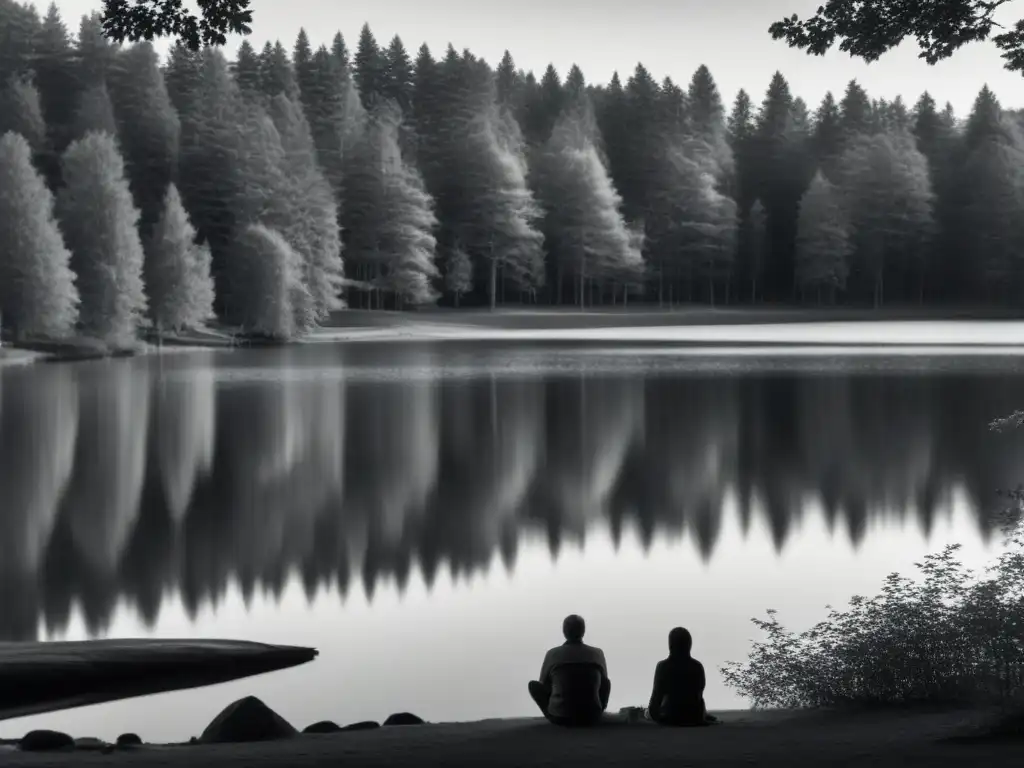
<box><xmin>0</xmin><ymin>4</ymin><xmax>1021</xmax><ymax>343</ymax></box>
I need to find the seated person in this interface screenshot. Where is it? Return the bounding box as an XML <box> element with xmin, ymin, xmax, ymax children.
<box><xmin>646</xmin><ymin>627</ymin><xmax>713</xmax><ymax>726</ymax></box>
<box><xmin>528</xmin><ymin>614</ymin><xmax>611</xmax><ymax>726</ymax></box>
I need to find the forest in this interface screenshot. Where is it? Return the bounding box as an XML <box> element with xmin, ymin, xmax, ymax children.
<box><xmin>0</xmin><ymin>2</ymin><xmax>1022</xmax><ymax>342</ymax></box>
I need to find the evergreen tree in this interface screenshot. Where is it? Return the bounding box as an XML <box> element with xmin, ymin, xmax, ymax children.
<box><xmin>839</xmin><ymin>80</ymin><xmax>873</xmax><ymax>141</ymax></box>
<box><xmin>753</xmin><ymin>71</ymin><xmax>813</xmax><ymax>300</ymax></box>
<box><xmin>176</xmin><ymin>48</ymin><xmax>246</xmax><ymax>299</ymax></box>
<box><xmin>164</xmin><ymin>41</ymin><xmax>203</xmax><ymax>115</ymax></box>
<box><xmin>444</xmin><ymin>242</ymin><xmax>473</xmax><ymax>306</ymax></box>
<box><xmin>343</xmin><ymin>102</ymin><xmax>438</xmax><ymax>306</ymax></box>
<box><xmin>0</xmin><ymin>76</ymin><xmax>45</xmax><ymax>151</ymax></box>
<box><xmin>0</xmin><ymin>0</ymin><xmax>40</xmax><ymax>83</ymax></box>
<box><xmin>795</xmin><ymin>170</ymin><xmax>851</xmax><ymax>298</ymax></box>
<box><xmin>226</xmin><ymin>224</ymin><xmax>305</xmax><ymax>340</ymax></box>
<box><xmin>146</xmin><ymin>183</ymin><xmax>215</xmax><ymax>332</ymax></box>
<box><xmin>75</xmin><ymin>12</ymin><xmax>116</xmax><ymax>85</ymax></box>
<box><xmin>0</xmin><ymin>131</ymin><xmax>78</xmax><ymax>338</ymax></box>
<box><xmin>268</xmin><ymin>93</ymin><xmax>345</xmax><ymax>320</ymax></box>
<box><xmin>259</xmin><ymin>41</ymin><xmax>298</xmax><ymax>101</ymax></box>
<box><xmin>293</xmin><ymin>29</ymin><xmax>315</xmax><ymax>108</ymax></box>
<box><xmin>71</xmin><ymin>82</ymin><xmax>117</xmax><ymax>140</ymax></box>
<box><xmin>57</xmin><ymin>131</ymin><xmax>147</xmax><ymax>343</ymax></box>
<box><xmin>741</xmin><ymin>199</ymin><xmax>768</xmax><ymax>301</ymax></box>
<box><xmin>331</xmin><ymin>32</ymin><xmax>350</xmax><ymax>79</ymax></box>
<box><xmin>813</xmin><ymin>91</ymin><xmax>843</xmax><ymax>173</ymax></box>
<box><xmin>687</xmin><ymin>65</ymin><xmax>733</xmax><ymax>184</ymax></box>
<box><xmin>354</xmin><ymin>23</ymin><xmax>386</xmax><ymax>106</ymax></box>
<box><xmin>837</xmin><ymin>132</ymin><xmax>935</xmax><ymax>305</ymax></box>
<box><xmin>522</xmin><ymin>64</ymin><xmax>563</xmax><ymax>145</ymax></box>
<box><xmin>495</xmin><ymin>50</ymin><xmax>521</xmax><ymax>111</ymax></box>
<box><xmin>383</xmin><ymin>35</ymin><xmax>414</xmax><ymax>114</ymax></box>
<box><xmin>32</xmin><ymin>4</ymin><xmax>78</xmax><ymax>180</ymax></box>
<box><xmin>233</xmin><ymin>39</ymin><xmax>262</xmax><ymax>97</ymax></box>
<box><xmin>536</xmin><ymin>111</ymin><xmax>643</xmax><ymax>305</ymax></box>
<box><xmin>305</xmin><ymin>44</ymin><xmax>364</xmax><ymax>199</ymax></box>
<box><xmin>107</xmin><ymin>42</ymin><xmax>181</xmax><ymax>237</ymax></box>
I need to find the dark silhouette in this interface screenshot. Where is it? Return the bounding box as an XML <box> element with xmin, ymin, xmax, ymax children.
<box><xmin>528</xmin><ymin>614</ymin><xmax>611</xmax><ymax>726</ymax></box>
<box><xmin>647</xmin><ymin>627</ymin><xmax>712</xmax><ymax>727</ymax></box>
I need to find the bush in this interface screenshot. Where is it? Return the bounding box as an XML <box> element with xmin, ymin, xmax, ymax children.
<box><xmin>721</xmin><ymin>507</ymin><xmax>1024</xmax><ymax>710</ymax></box>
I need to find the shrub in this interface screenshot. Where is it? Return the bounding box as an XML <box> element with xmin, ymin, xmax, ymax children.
<box><xmin>721</xmin><ymin>507</ymin><xmax>1024</xmax><ymax>710</ymax></box>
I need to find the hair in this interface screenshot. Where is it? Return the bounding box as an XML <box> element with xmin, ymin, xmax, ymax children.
<box><xmin>562</xmin><ymin>614</ymin><xmax>586</xmax><ymax>642</ymax></box>
<box><xmin>668</xmin><ymin>627</ymin><xmax>692</xmax><ymax>656</ymax></box>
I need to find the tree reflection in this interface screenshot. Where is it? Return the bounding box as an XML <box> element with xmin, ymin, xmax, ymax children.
<box><xmin>0</xmin><ymin>351</ymin><xmax>1017</xmax><ymax>639</ymax></box>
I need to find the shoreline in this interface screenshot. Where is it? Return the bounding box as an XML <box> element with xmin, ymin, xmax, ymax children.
<box><xmin>2</xmin><ymin>308</ymin><xmax>1024</xmax><ymax>366</ymax></box>
<box><xmin>1</xmin><ymin>705</ymin><xmax>1015</xmax><ymax>766</ymax></box>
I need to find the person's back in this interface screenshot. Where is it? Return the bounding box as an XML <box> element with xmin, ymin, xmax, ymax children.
<box><xmin>529</xmin><ymin>615</ymin><xmax>611</xmax><ymax>726</ymax></box>
<box><xmin>647</xmin><ymin>627</ymin><xmax>707</xmax><ymax>726</ymax></box>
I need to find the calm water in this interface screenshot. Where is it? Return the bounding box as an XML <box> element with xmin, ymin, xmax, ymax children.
<box><xmin>1</xmin><ymin>340</ymin><xmax>1022</xmax><ymax>741</ymax></box>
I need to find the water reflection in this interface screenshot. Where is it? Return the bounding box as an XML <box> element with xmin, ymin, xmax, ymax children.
<box><xmin>0</xmin><ymin>345</ymin><xmax>1022</xmax><ymax>641</ymax></box>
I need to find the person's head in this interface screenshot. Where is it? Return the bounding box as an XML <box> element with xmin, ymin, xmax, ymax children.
<box><xmin>668</xmin><ymin>627</ymin><xmax>692</xmax><ymax>657</ymax></box>
<box><xmin>562</xmin><ymin>614</ymin><xmax>586</xmax><ymax>643</ymax></box>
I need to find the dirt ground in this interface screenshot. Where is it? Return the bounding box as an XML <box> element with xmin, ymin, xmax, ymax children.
<box><xmin>1</xmin><ymin>707</ymin><xmax>1019</xmax><ymax>767</ymax></box>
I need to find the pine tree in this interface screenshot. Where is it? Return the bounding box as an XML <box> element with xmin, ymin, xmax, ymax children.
<box><xmin>330</xmin><ymin>32</ymin><xmax>350</xmax><ymax>79</ymax></box>
<box><xmin>687</xmin><ymin>65</ymin><xmax>733</xmax><ymax>184</ymax></box>
<box><xmin>495</xmin><ymin>51</ymin><xmax>520</xmax><ymax>111</ymax></box>
<box><xmin>354</xmin><ymin>23</ymin><xmax>386</xmax><ymax>107</ymax></box>
<box><xmin>837</xmin><ymin>132</ymin><xmax>935</xmax><ymax>305</ymax></box>
<box><xmin>460</xmin><ymin>108</ymin><xmax>545</xmax><ymax>306</ymax></box>
<box><xmin>268</xmin><ymin>93</ymin><xmax>345</xmax><ymax>321</ymax></box>
<box><xmin>226</xmin><ymin>224</ymin><xmax>305</xmax><ymax>340</ymax></box>
<box><xmin>146</xmin><ymin>183</ymin><xmax>215</xmax><ymax>332</ymax></box>
<box><xmin>813</xmin><ymin>92</ymin><xmax>843</xmax><ymax>174</ymax></box>
<box><xmin>293</xmin><ymin>29</ymin><xmax>315</xmax><ymax>108</ymax></box>
<box><xmin>164</xmin><ymin>41</ymin><xmax>203</xmax><ymax>115</ymax></box>
<box><xmin>742</xmin><ymin>199</ymin><xmax>768</xmax><ymax>301</ymax></box>
<box><xmin>839</xmin><ymin>80</ymin><xmax>873</xmax><ymax>141</ymax></box>
<box><xmin>32</xmin><ymin>4</ymin><xmax>78</xmax><ymax>182</ymax></box>
<box><xmin>259</xmin><ymin>41</ymin><xmax>298</xmax><ymax>101</ymax></box>
<box><xmin>795</xmin><ymin>170</ymin><xmax>851</xmax><ymax>299</ymax></box>
<box><xmin>444</xmin><ymin>242</ymin><xmax>473</xmax><ymax>306</ymax></box>
<box><xmin>536</xmin><ymin>111</ymin><xmax>643</xmax><ymax>306</ymax></box>
<box><xmin>233</xmin><ymin>40</ymin><xmax>262</xmax><ymax>98</ymax></box>
<box><xmin>753</xmin><ymin>71</ymin><xmax>813</xmax><ymax>300</ymax></box>
<box><xmin>75</xmin><ymin>12</ymin><xmax>116</xmax><ymax>85</ymax></box>
<box><xmin>107</xmin><ymin>42</ymin><xmax>181</xmax><ymax>237</ymax></box>
<box><xmin>70</xmin><ymin>82</ymin><xmax>117</xmax><ymax>140</ymax></box>
<box><xmin>177</xmin><ymin>48</ymin><xmax>246</xmax><ymax>298</ymax></box>
<box><xmin>0</xmin><ymin>0</ymin><xmax>40</xmax><ymax>84</ymax></box>
<box><xmin>305</xmin><ymin>44</ymin><xmax>365</xmax><ymax>199</ymax></box>
<box><xmin>0</xmin><ymin>131</ymin><xmax>78</xmax><ymax>338</ymax></box>
<box><xmin>0</xmin><ymin>76</ymin><xmax>45</xmax><ymax>151</ymax></box>
<box><xmin>383</xmin><ymin>35</ymin><xmax>414</xmax><ymax>114</ymax></box>
<box><xmin>57</xmin><ymin>131</ymin><xmax>147</xmax><ymax>343</ymax></box>
<box><xmin>343</xmin><ymin>102</ymin><xmax>438</xmax><ymax>306</ymax></box>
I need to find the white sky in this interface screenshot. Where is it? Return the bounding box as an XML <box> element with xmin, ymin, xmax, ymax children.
<box><xmin>42</xmin><ymin>0</ymin><xmax>1024</xmax><ymax>118</ymax></box>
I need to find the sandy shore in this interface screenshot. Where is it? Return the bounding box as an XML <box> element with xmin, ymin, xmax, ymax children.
<box><xmin>0</xmin><ymin>707</ymin><xmax>1017</xmax><ymax>766</ymax></box>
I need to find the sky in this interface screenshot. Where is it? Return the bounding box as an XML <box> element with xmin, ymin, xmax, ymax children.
<box><xmin>44</xmin><ymin>0</ymin><xmax>1024</xmax><ymax>121</ymax></box>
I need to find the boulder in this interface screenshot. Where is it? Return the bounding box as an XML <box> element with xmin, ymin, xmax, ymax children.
<box><xmin>199</xmin><ymin>696</ymin><xmax>298</xmax><ymax>744</ymax></box>
<box><xmin>302</xmin><ymin>721</ymin><xmax>342</xmax><ymax>734</ymax></box>
<box><xmin>19</xmin><ymin>730</ymin><xmax>74</xmax><ymax>752</ymax></box>
<box><xmin>341</xmin><ymin>721</ymin><xmax>380</xmax><ymax>731</ymax></box>
<box><xmin>383</xmin><ymin>712</ymin><xmax>424</xmax><ymax>726</ymax></box>
<box><xmin>116</xmin><ymin>733</ymin><xmax>143</xmax><ymax>747</ymax></box>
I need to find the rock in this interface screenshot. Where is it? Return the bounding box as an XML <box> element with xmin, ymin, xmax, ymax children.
<box><xmin>117</xmin><ymin>733</ymin><xmax>143</xmax><ymax>747</ymax></box>
<box><xmin>74</xmin><ymin>737</ymin><xmax>108</xmax><ymax>750</ymax></box>
<box><xmin>383</xmin><ymin>712</ymin><xmax>424</xmax><ymax>726</ymax></box>
<box><xmin>19</xmin><ymin>730</ymin><xmax>74</xmax><ymax>752</ymax></box>
<box><xmin>302</xmin><ymin>721</ymin><xmax>342</xmax><ymax>734</ymax></box>
<box><xmin>341</xmin><ymin>721</ymin><xmax>380</xmax><ymax>731</ymax></box>
<box><xmin>199</xmin><ymin>696</ymin><xmax>298</xmax><ymax>744</ymax></box>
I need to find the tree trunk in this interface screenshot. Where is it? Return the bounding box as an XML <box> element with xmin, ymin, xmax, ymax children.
<box><xmin>489</xmin><ymin>248</ymin><xmax>497</xmax><ymax>311</ymax></box>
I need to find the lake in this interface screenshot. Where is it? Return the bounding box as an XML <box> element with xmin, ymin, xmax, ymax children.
<box><xmin>0</xmin><ymin>337</ymin><xmax>1021</xmax><ymax>741</ymax></box>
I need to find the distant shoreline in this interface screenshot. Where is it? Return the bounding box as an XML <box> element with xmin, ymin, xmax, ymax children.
<box><xmin>2</xmin><ymin>306</ymin><xmax>1023</xmax><ymax>366</ymax></box>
